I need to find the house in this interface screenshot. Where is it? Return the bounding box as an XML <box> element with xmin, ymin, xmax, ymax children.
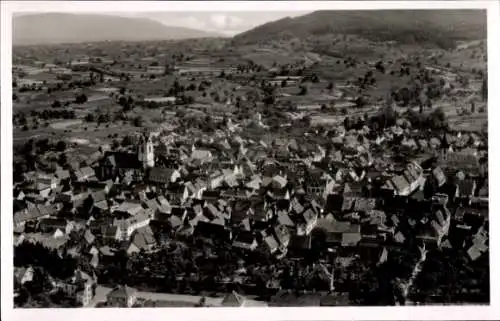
<box><xmin>113</xmin><ymin>202</ymin><xmax>144</xmax><ymax>217</ymax></box>
<box><xmin>190</xmin><ymin>149</ymin><xmax>213</xmax><ymax>163</ymax></box>
<box><xmin>147</xmin><ymin>167</ymin><xmax>180</xmax><ymax>185</ymax></box>
<box><xmin>30</xmin><ymin>181</ymin><xmax>52</xmax><ymax>198</ymax></box>
<box><xmin>127</xmin><ymin>225</ymin><xmax>157</xmax><ymax>254</ymax></box>
<box><xmin>277</xmin><ymin>211</ymin><xmax>295</xmax><ymax>231</ymax></box>
<box><xmin>439</xmin><ymin>151</ymin><xmax>481</xmax><ymax>173</ymax></box>
<box><xmin>56</xmin><ymin>269</ymin><xmax>96</xmax><ymax>306</ymax></box>
<box><xmin>37</xmin><ymin>218</ymin><xmax>74</xmax><ymax>235</ymax></box>
<box><xmin>295</xmin><ymin>208</ymin><xmax>318</xmax><ymax>236</ymax></box>
<box><xmin>183</xmin><ymin>180</ymin><xmax>207</xmax><ymax>200</ymax></box>
<box><xmin>106</xmin><ymin>285</ymin><xmax>137</xmax><ymax>307</ymax></box>
<box><xmin>315</xmin><ymin>215</ymin><xmax>361</xmax><ymax>247</ymax></box>
<box><xmin>416</xmin><ymin>205</ymin><xmax>451</xmax><ymax>248</ymax></box>
<box><xmin>382</xmin><ymin>162</ymin><xmax>424</xmax><ymax>196</ymax></box>
<box><xmin>467</xmin><ymin>226</ymin><xmax>489</xmax><ymax>261</ymax></box>
<box><xmin>432</xmin><ymin>167</ymin><xmax>447</xmax><ymax>187</ymax></box>
<box><xmin>209</xmin><ymin>171</ymin><xmax>225</xmax><ymax>189</ymax></box>
<box><xmin>456</xmin><ymin>179</ymin><xmax>477</xmax><ymax>199</ymax></box>
<box><xmin>84</xmin><ymin>229</ymin><xmax>96</xmax><ymax>245</ymax></box>
<box><xmin>467</xmin><ymin>242</ymin><xmax>488</xmax><ymax>261</ymax></box>
<box><xmin>73</xmin><ymin>166</ymin><xmax>96</xmax><ymax>182</ymax></box>
<box><xmin>270</xmin><ymin>175</ymin><xmax>288</xmax><ymax>190</ymax></box>
<box><xmin>273</xmin><ymin>224</ymin><xmax>291</xmax><ymax>250</ymax></box>
<box><xmin>36</xmin><ymin>174</ymin><xmax>59</xmax><ymax>190</ymax></box>
<box><xmin>232</xmin><ymin>230</ymin><xmax>258</xmax><ymax>251</ymax></box>
<box><xmin>306</xmin><ymin>171</ymin><xmax>330</xmax><ymax>196</ymax></box>
<box><xmin>113</xmin><ymin>211</ymin><xmax>151</xmax><ymax>241</ymax></box>
<box><xmin>14</xmin><ymin>206</ymin><xmax>51</xmax><ymax>227</ymax></box>
<box><xmin>353</xmin><ymin>197</ymin><xmax>377</xmax><ymax>214</ymax></box>
<box><xmin>220</xmin><ymin>291</ymin><xmax>248</xmax><ymax>307</ymax></box>
<box><xmin>252</xmin><ymin>201</ymin><xmax>274</xmax><ymax>222</ymax></box>
<box><xmin>98</xmin><ymin>151</ymin><xmax>144</xmax><ymax>181</ymax></box>
<box><xmin>195</xmin><ymin>220</ymin><xmax>230</xmax><ymax>242</ymax></box>
<box><xmin>14</xmin><ymin>266</ymin><xmax>35</xmax><ymax>285</ymax></box>
<box><xmin>261</xmin><ymin>234</ymin><xmax>280</xmax><ymax>254</ymax></box>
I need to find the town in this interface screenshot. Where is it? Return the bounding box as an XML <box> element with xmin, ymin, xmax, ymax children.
<box><xmin>12</xmin><ymin>11</ymin><xmax>488</xmax><ymax>308</ymax></box>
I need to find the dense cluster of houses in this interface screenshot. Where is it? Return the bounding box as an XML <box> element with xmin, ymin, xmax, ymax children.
<box><xmin>13</xmin><ymin>115</ymin><xmax>488</xmax><ymax>306</ymax></box>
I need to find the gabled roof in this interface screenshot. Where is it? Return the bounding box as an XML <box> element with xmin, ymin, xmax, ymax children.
<box><xmin>55</xmin><ymin>170</ymin><xmax>71</xmax><ymax>180</ymax></box>
<box><xmin>90</xmin><ymin>190</ymin><xmax>106</xmax><ymax>203</ymax></box>
<box><xmin>84</xmin><ymin>229</ymin><xmax>95</xmax><ymax>244</ymax></box>
<box><xmin>221</xmin><ymin>291</ymin><xmax>246</xmax><ymax>307</ymax></box>
<box><xmin>104</xmin><ymin>152</ymin><xmax>142</xmax><ymax>169</ymax></box>
<box><xmin>115</xmin><ymin>202</ymin><xmax>143</xmax><ymax>216</ymax></box>
<box><xmin>457</xmin><ymin>179</ymin><xmax>476</xmax><ymax>196</ymax></box>
<box><xmin>131</xmin><ymin>226</ymin><xmax>156</xmax><ymax>249</ymax></box>
<box><xmin>353</xmin><ymin>198</ymin><xmax>376</xmax><ymax>212</ymax></box>
<box><xmin>14</xmin><ymin>207</ymin><xmax>45</xmax><ymax>225</ymax></box>
<box><xmin>168</xmin><ymin>215</ymin><xmax>183</xmax><ymax>228</ymax></box>
<box><xmin>107</xmin><ymin>285</ymin><xmax>137</xmax><ymax>299</ymax></box>
<box><xmin>263</xmin><ymin>235</ymin><xmax>279</xmax><ymax>251</ymax></box>
<box><xmin>38</xmin><ymin>218</ymin><xmax>68</xmax><ymax>228</ymax></box>
<box><xmin>79</xmin><ymin>166</ymin><xmax>96</xmax><ymax>177</ymax></box>
<box><xmin>391</xmin><ymin>175</ymin><xmax>411</xmax><ymax>193</ymax></box>
<box><xmin>233</xmin><ymin>230</ymin><xmax>256</xmax><ymax>245</ymax></box>
<box><xmin>277</xmin><ymin>212</ymin><xmax>295</xmax><ymax>227</ymax></box>
<box><xmin>148</xmin><ymin>167</ymin><xmax>175</xmax><ymax>184</ymax></box>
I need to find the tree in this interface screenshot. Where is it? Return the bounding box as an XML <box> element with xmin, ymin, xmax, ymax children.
<box><xmin>74</xmin><ymin>94</ymin><xmax>88</xmax><ymax>104</ymax></box>
<box><xmin>56</xmin><ymin>140</ymin><xmax>67</xmax><ymax>152</ymax></box>
<box><xmin>344</xmin><ymin>116</ymin><xmax>352</xmax><ymax>130</ymax></box>
<box><xmin>52</xmin><ymin>100</ymin><xmax>61</xmax><ymax>108</ymax></box>
<box><xmin>98</xmin><ymin>113</ymin><xmax>110</xmax><ymax>125</ymax></box>
<box><xmin>298</xmin><ymin>85</ymin><xmax>308</xmax><ymax>96</ymax></box>
<box><xmin>481</xmin><ymin>78</ymin><xmax>487</xmax><ymax>101</ymax></box>
<box><xmin>196</xmin><ymin>296</ymin><xmax>207</xmax><ymax>307</ymax></box>
<box><xmin>85</xmin><ymin>113</ymin><xmax>95</xmax><ymax>122</ymax></box>
<box><xmin>58</xmin><ymin>153</ymin><xmax>68</xmax><ymax>167</ymax></box>
<box><xmin>355</xmin><ymin>96</ymin><xmax>367</xmax><ymax>108</ymax></box>
<box><xmin>133</xmin><ymin>116</ymin><xmax>144</xmax><ymax>127</ymax></box>
<box><xmin>375</xmin><ymin>61</ymin><xmax>385</xmax><ymax>73</ymax></box>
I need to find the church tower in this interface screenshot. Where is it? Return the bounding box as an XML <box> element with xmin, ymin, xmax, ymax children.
<box><xmin>138</xmin><ymin>132</ymin><xmax>155</xmax><ymax>168</ymax></box>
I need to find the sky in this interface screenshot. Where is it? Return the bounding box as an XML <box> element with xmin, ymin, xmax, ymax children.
<box><xmin>114</xmin><ymin>11</ymin><xmax>310</xmax><ymax>36</ymax></box>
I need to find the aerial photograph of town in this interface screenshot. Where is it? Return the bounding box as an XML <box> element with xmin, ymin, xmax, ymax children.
<box><xmin>10</xmin><ymin>8</ymin><xmax>488</xmax><ymax>308</ymax></box>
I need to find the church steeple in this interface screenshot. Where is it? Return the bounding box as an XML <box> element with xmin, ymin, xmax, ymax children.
<box><xmin>137</xmin><ymin>131</ymin><xmax>155</xmax><ymax>168</ymax></box>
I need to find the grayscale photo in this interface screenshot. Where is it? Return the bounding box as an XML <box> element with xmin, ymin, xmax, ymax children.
<box><xmin>11</xmin><ymin>8</ymin><xmax>488</xmax><ymax>309</ymax></box>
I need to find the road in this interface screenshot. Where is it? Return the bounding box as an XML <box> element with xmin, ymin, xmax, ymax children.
<box><xmin>87</xmin><ymin>285</ymin><xmax>267</xmax><ymax>307</ymax></box>
<box><xmin>87</xmin><ymin>285</ymin><xmax>225</xmax><ymax>307</ymax></box>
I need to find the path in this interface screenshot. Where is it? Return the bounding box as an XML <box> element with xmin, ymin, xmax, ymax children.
<box><xmin>400</xmin><ymin>244</ymin><xmax>428</xmax><ymax>303</ymax></box>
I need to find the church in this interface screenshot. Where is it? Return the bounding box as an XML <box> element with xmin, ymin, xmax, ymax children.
<box><xmin>98</xmin><ymin>131</ymin><xmax>155</xmax><ymax>182</ymax></box>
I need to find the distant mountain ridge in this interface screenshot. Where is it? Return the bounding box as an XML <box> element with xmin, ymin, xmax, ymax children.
<box><xmin>13</xmin><ymin>13</ymin><xmax>225</xmax><ymax>45</ymax></box>
<box><xmin>232</xmin><ymin>10</ymin><xmax>487</xmax><ymax>48</ymax></box>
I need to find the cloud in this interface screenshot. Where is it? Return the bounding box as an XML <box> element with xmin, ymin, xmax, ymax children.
<box><xmin>176</xmin><ymin>16</ymin><xmax>208</xmax><ymax>29</ymax></box>
<box><xmin>227</xmin><ymin>15</ymin><xmax>243</xmax><ymax>27</ymax></box>
<box><xmin>210</xmin><ymin>14</ymin><xmax>228</xmax><ymax>28</ymax></box>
